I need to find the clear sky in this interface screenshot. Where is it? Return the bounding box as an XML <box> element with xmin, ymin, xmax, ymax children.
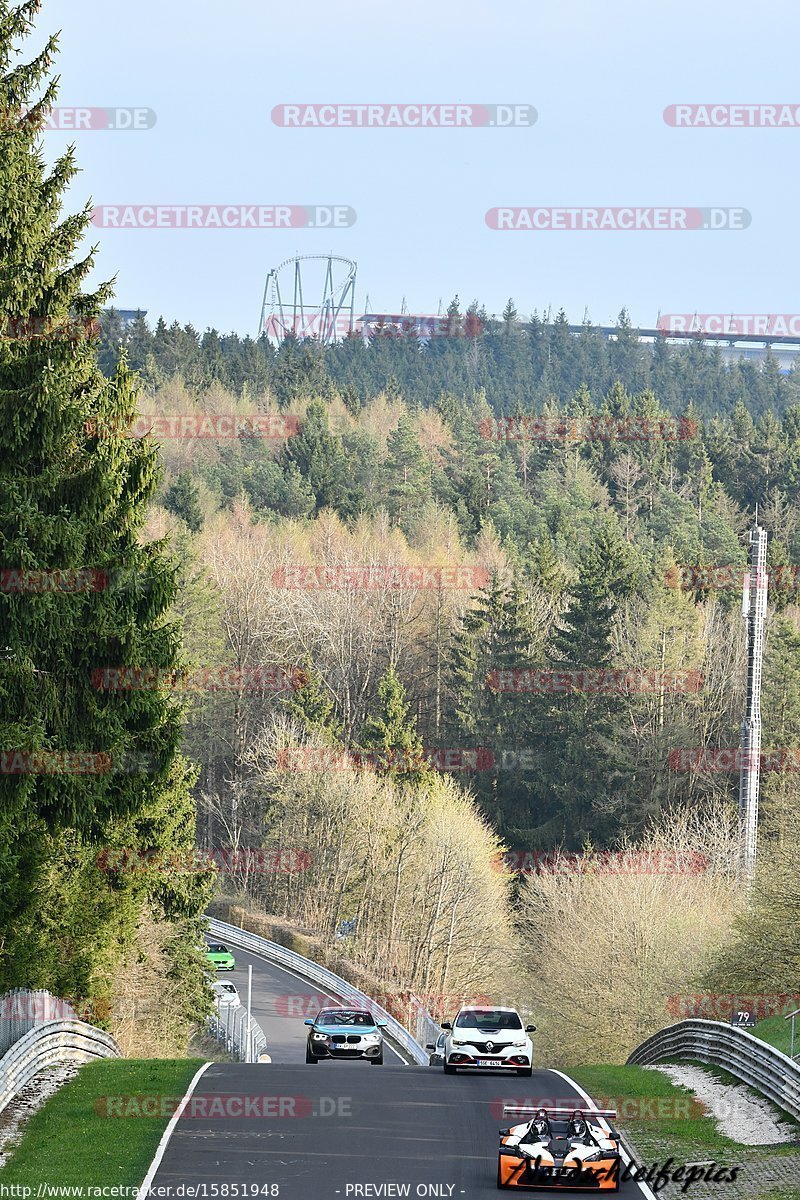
<box><xmin>30</xmin><ymin>0</ymin><xmax>800</xmax><ymax>337</ymax></box>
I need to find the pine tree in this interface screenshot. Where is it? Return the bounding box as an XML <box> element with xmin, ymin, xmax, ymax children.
<box><xmin>383</xmin><ymin>413</ymin><xmax>429</xmax><ymax>531</ymax></box>
<box><xmin>282</xmin><ymin>398</ymin><xmax>362</xmax><ymax>517</ymax></box>
<box><xmin>444</xmin><ymin>574</ymin><xmax>536</xmax><ymax>833</ymax></box>
<box><xmin>526</xmin><ymin>530</ymin><xmax>567</xmax><ymax>599</ymax></box>
<box><xmin>551</xmin><ymin>518</ymin><xmax>636</xmax><ymax>667</ymax></box>
<box><xmin>0</xmin><ymin>3</ymin><xmax>211</xmax><ymax>994</ymax></box>
<box><xmin>760</xmin><ymin>617</ymin><xmax>800</xmax><ymax>842</ymax></box>
<box><xmin>501</xmin><ymin>299</ymin><xmax>518</xmax><ymax>335</ymax></box>
<box><xmin>164</xmin><ymin>471</ymin><xmax>204</xmax><ymax>532</ymax></box>
<box><xmin>359</xmin><ymin>664</ymin><xmax>428</xmax><ymax>781</ymax></box>
<box><xmin>526</xmin><ymin>519</ymin><xmax>638</xmax><ymax>846</ymax></box>
<box><xmin>283</xmin><ymin>659</ymin><xmax>342</xmax><ymax>744</ymax></box>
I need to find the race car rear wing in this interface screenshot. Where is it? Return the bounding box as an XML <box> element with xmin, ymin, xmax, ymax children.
<box><xmin>502</xmin><ymin>1105</ymin><xmax>618</xmax><ymax>1120</ymax></box>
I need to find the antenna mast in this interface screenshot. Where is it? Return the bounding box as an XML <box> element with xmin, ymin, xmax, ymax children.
<box><xmin>738</xmin><ymin>523</ymin><xmax>768</xmax><ymax>881</ymax></box>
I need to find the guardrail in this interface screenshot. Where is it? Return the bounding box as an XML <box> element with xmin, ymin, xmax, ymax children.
<box><xmin>410</xmin><ymin>999</ymin><xmax>442</xmax><ymax>1054</ymax></box>
<box><xmin>0</xmin><ymin>988</ymin><xmax>81</xmax><ymax>1056</ymax></box>
<box><xmin>207</xmin><ymin>1002</ymin><xmax>269</xmax><ymax>1063</ymax></box>
<box><xmin>0</xmin><ymin>1019</ymin><xmax>120</xmax><ymax>1115</ymax></box>
<box><xmin>207</xmin><ymin>917</ymin><xmax>430</xmax><ymax>1065</ymax></box>
<box><xmin>627</xmin><ymin>1018</ymin><xmax>800</xmax><ymax>1121</ymax></box>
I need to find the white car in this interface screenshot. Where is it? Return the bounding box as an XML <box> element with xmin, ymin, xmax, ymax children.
<box><xmin>441</xmin><ymin>1005</ymin><xmax>535</xmax><ymax>1077</ymax></box>
<box><xmin>211</xmin><ymin>980</ymin><xmax>241</xmax><ymax>1007</ymax></box>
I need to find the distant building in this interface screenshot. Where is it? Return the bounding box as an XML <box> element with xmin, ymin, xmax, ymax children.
<box><xmin>550</xmin><ymin>323</ymin><xmax>800</xmax><ymax>376</ymax></box>
<box><xmin>103</xmin><ymin>308</ymin><xmax>147</xmax><ymax>331</ymax></box>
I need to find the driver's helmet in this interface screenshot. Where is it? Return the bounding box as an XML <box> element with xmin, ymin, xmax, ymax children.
<box><xmin>531</xmin><ymin>1109</ymin><xmax>551</xmax><ymax>1137</ymax></box>
<box><xmin>569</xmin><ymin>1111</ymin><xmax>588</xmax><ymax>1139</ymax></box>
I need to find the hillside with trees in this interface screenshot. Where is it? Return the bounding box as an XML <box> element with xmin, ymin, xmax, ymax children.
<box><xmin>93</xmin><ymin>315</ymin><xmax>800</xmax><ymax>1057</ymax></box>
<box><xmin>2</xmin><ymin>2</ymin><xmax>797</xmax><ymax>1061</ymax></box>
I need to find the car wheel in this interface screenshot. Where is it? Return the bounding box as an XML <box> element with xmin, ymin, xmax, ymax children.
<box><xmin>370</xmin><ymin>1053</ymin><xmax>383</xmax><ymax>1065</ymax></box>
<box><xmin>305</xmin><ymin>1044</ymin><xmax>318</xmax><ymax>1063</ymax></box>
<box><xmin>516</xmin><ymin>1067</ymin><xmax>533</xmax><ymax>1077</ymax></box>
<box><xmin>443</xmin><ymin>1062</ymin><xmax>456</xmax><ymax>1075</ymax></box>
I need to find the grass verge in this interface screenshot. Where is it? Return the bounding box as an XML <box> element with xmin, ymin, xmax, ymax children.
<box><xmin>1</xmin><ymin>1058</ymin><xmax>204</xmax><ymax>1186</ymax></box>
<box><xmin>753</xmin><ymin>1015</ymin><xmax>799</xmax><ymax>1059</ymax></box>
<box><xmin>569</xmin><ymin>1064</ymin><xmax>747</xmax><ymax>1161</ymax></box>
<box><xmin>570</xmin><ymin>1064</ymin><xmax>800</xmax><ymax>1198</ymax></box>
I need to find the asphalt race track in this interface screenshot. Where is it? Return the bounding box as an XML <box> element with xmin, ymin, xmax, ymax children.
<box><xmin>151</xmin><ymin>949</ymin><xmax>649</xmax><ymax>1197</ymax></box>
<box><xmin>216</xmin><ymin>943</ymin><xmax>406</xmax><ymax>1063</ymax></box>
<box><xmin>150</xmin><ymin>1061</ymin><xmax>654</xmax><ymax>1199</ymax></box>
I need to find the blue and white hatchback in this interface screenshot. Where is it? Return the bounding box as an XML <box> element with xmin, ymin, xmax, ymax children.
<box><xmin>304</xmin><ymin>1007</ymin><xmax>387</xmax><ymax>1065</ymax></box>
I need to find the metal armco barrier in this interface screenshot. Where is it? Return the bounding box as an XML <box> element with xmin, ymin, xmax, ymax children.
<box><xmin>0</xmin><ymin>988</ymin><xmax>79</xmax><ymax>1055</ymax></box>
<box><xmin>0</xmin><ymin>1019</ymin><xmax>120</xmax><ymax>1114</ymax></box>
<box><xmin>207</xmin><ymin>917</ymin><xmax>430</xmax><ymax>1065</ymax></box>
<box><xmin>411</xmin><ymin>998</ymin><xmax>442</xmax><ymax>1053</ymax></box>
<box><xmin>207</xmin><ymin>1001</ymin><xmax>269</xmax><ymax>1063</ymax></box>
<box><xmin>627</xmin><ymin>1018</ymin><xmax>800</xmax><ymax>1121</ymax></box>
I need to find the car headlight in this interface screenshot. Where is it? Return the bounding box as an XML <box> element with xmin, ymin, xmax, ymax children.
<box><xmin>508</xmin><ymin>1040</ymin><xmax>527</xmax><ymax>1048</ymax></box>
<box><xmin>364</xmin><ymin>1032</ymin><xmax>382</xmax><ymax>1041</ymax></box>
<box><xmin>452</xmin><ymin>1040</ymin><xmax>467</xmax><ymax>1047</ymax></box>
<box><xmin>312</xmin><ymin>1033</ymin><xmax>330</xmax><ymax>1041</ymax></box>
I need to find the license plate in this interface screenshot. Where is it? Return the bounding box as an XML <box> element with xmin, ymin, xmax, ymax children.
<box><xmin>477</xmin><ymin>1058</ymin><xmax>502</xmax><ymax>1066</ymax></box>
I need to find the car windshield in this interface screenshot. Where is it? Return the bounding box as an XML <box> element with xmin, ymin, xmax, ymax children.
<box><xmin>208</xmin><ymin>944</ymin><xmax>228</xmax><ymax>953</ymax></box>
<box><xmin>217</xmin><ymin>983</ymin><xmax>236</xmax><ymax>993</ymax></box>
<box><xmin>316</xmin><ymin>1010</ymin><xmax>373</xmax><ymax>1026</ymax></box>
<box><xmin>455</xmin><ymin>1009</ymin><xmax>522</xmax><ymax>1030</ymax></box>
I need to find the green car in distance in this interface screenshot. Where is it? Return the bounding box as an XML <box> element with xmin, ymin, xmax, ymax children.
<box><xmin>206</xmin><ymin>941</ymin><xmax>236</xmax><ymax>971</ymax></box>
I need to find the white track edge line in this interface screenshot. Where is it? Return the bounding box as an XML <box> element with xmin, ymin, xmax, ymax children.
<box><xmin>548</xmin><ymin>1067</ymin><xmax>658</xmax><ymax>1199</ymax></box>
<box><xmin>138</xmin><ymin>1061</ymin><xmax>213</xmax><ymax>1194</ymax></box>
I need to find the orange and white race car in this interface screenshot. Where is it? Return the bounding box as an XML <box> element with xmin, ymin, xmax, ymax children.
<box><xmin>497</xmin><ymin>1105</ymin><xmax>621</xmax><ymax>1191</ymax></box>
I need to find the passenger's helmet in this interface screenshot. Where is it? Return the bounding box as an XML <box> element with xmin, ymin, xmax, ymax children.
<box><xmin>569</xmin><ymin>1111</ymin><xmax>587</xmax><ymax>1138</ymax></box>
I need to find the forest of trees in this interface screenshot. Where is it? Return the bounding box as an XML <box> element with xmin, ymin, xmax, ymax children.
<box><xmin>99</xmin><ymin>302</ymin><xmax>800</xmax><ymax>428</ymax></box>
<box><xmin>106</xmin><ymin>343</ymin><xmax>800</xmax><ymax>855</ymax></box>
<box><xmin>2</xmin><ymin>3</ymin><xmax>798</xmax><ymax>1062</ymax></box>
<box><xmin>92</xmin><ymin>313</ymin><xmax>800</xmax><ymax>1057</ymax></box>
<box><xmin>94</xmin><ymin>312</ymin><xmax>800</xmax><ymax>1060</ymax></box>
